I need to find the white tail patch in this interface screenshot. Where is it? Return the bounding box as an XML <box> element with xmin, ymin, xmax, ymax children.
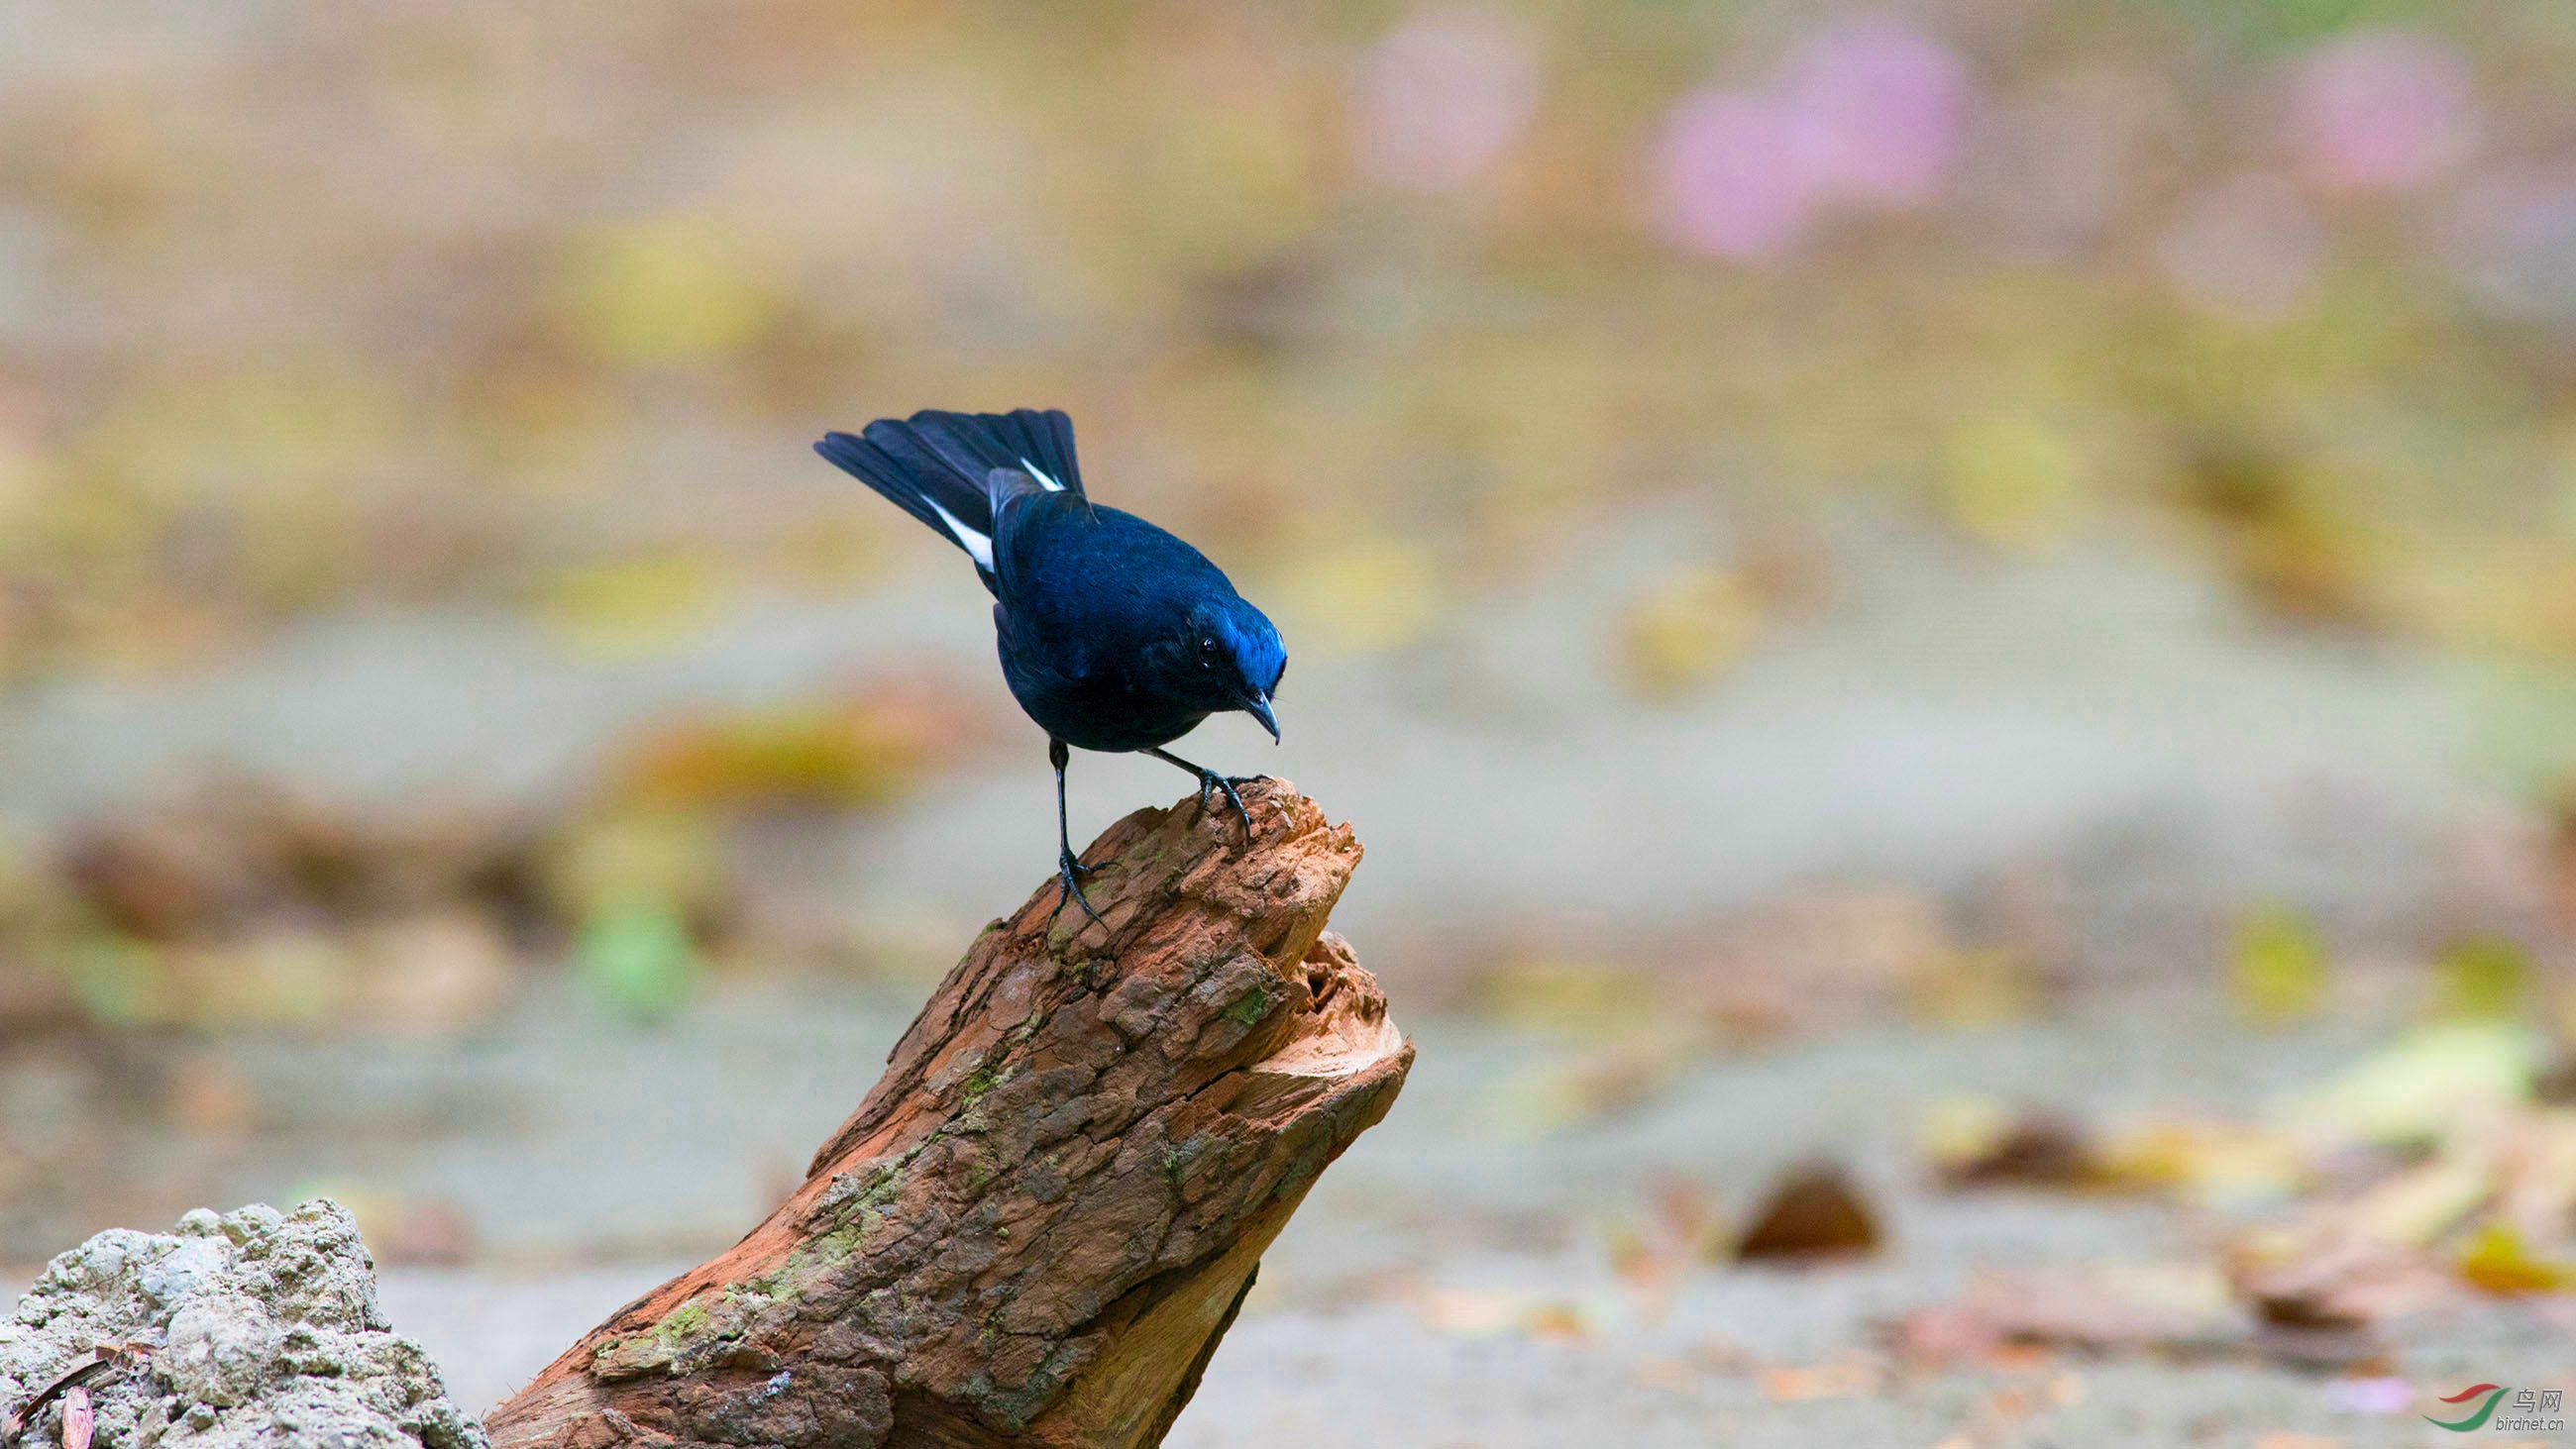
<box><xmin>1019</xmin><ymin>458</ymin><xmax>1065</xmax><ymax>491</ymax></box>
<box><xmin>924</xmin><ymin>497</ymin><xmax>995</xmax><ymax>569</ymax></box>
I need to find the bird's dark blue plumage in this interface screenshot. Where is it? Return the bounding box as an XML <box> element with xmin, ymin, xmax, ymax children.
<box><xmin>814</xmin><ymin>408</ymin><xmax>1285</xmax><ymax>929</ymax></box>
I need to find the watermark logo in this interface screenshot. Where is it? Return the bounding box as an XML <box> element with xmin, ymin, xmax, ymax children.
<box><xmin>2428</xmin><ymin>1386</ymin><xmax>2508</xmax><ymax>1432</ymax></box>
<box><xmin>2426</xmin><ymin>1384</ymin><xmax>2563</xmax><ymax>1433</ymax></box>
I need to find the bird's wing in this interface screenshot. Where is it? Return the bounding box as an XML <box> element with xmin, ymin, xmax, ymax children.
<box><xmin>986</xmin><ymin>485</ymin><xmax>1101</xmax><ymax>622</ymax></box>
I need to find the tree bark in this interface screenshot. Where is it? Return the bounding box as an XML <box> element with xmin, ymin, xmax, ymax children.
<box><xmin>484</xmin><ymin>781</ymin><xmax>1410</xmax><ymax>1449</ymax></box>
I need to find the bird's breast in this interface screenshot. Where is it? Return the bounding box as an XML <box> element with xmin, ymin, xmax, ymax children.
<box><xmin>997</xmin><ymin>643</ymin><xmax>1205</xmax><ymax>753</ymax></box>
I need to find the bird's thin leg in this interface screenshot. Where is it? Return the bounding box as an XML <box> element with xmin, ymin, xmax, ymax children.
<box><xmin>1145</xmin><ymin>747</ymin><xmax>1264</xmax><ymax>842</ymax></box>
<box><xmin>1047</xmin><ymin>739</ymin><xmax>1108</xmax><ymax>932</ymax></box>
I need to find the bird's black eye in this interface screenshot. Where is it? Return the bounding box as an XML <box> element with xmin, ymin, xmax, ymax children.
<box><xmin>1197</xmin><ymin>636</ymin><xmax>1221</xmax><ymax>661</ymax></box>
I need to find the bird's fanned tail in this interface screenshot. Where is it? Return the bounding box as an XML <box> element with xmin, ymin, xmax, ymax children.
<box><xmin>813</xmin><ymin>407</ymin><xmax>1086</xmax><ymax>589</ymax></box>
<box><xmin>928</xmin><ymin>407</ymin><xmax>1082</xmax><ymax>495</ymax></box>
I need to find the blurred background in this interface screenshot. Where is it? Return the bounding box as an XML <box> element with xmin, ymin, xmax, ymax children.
<box><xmin>5</xmin><ymin>0</ymin><xmax>2576</xmax><ymax>1442</ymax></box>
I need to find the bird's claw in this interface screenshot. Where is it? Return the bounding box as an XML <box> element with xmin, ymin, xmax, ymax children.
<box><xmin>1048</xmin><ymin>849</ymin><xmax>1110</xmax><ymax>933</ymax></box>
<box><xmin>1192</xmin><ymin>772</ymin><xmax>1267</xmax><ymax>843</ymax></box>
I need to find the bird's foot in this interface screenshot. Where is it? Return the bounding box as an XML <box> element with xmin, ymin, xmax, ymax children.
<box><xmin>1048</xmin><ymin>848</ymin><xmax>1111</xmax><ymax>933</ymax></box>
<box><xmin>1191</xmin><ymin>771</ymin><xmax>1270</xmax><ymax>843</ymax></box>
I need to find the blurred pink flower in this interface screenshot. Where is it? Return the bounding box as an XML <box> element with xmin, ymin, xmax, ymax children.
<box><xmin>1776</xmin><ymin>15</ymin><xmax>1971</xmax><ymax>209</ymax></box>
<box><xmin>1651</xmin><ymin>13</ymin><xmax>1971</xmax><ymax>263</ymax></box>
<box><xmin>2156</xmin><ymin>172</ymin><xmax>2325</xmax><ymax>323</ymax></box>
<box><xmin>1353</xmin><ymin>7</ymin><xmax>1542</xmax><ymax>193</ymax></box>
<box><xmin>1654</xmin><ymin>88</ymin><xmax>1815</xmax><ymax>261</ymax></box>
<box><xmin>2289</xmin><ymin>28</ymin><xmax>2477</xmax><ymax>195</ymax></box>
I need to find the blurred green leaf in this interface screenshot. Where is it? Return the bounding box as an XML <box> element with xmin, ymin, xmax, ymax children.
<box><xmin>2286</xmin><ymin>1019</ymin><xmax>2544</xmax><ymax>1145</ymax></box>
<box><xmin>2430</xmin><ymin>933</ymin><xmax>2531</xmax><ymax>1021</ymax></box>
<box><xmin>575</xmin><ymin>898</ymin><xmax>698</xmax><ymax>1022</ymax></box>
<box><xmin>2231</xmin><ymin>906</ymin><xmax>2329</xmax><ymax>1027</ymax></box>
<box><xmin>59</xmin><ymin>934</ymin><xmax>166</xmax><ymax>1025</ymax></box>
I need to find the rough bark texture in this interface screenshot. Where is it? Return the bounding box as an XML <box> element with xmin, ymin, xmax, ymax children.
<box><xmin>484</xmin><ymin>781</ymin><xmax>1408</xmax><ymax>1449</ymax></box>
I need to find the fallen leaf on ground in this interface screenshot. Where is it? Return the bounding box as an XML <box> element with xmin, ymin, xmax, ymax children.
<box><xmin>2091</xmin><ymin>1117</ymin><xmax>2308</xmax><ymax>1207</ymax></box>
<box><xmin>1924</xmin><ymin>1096</ymin><xmax>2096</xmax><ymax>1188</ymax></box>
<box><xmin>1891</xmin><ymin>1262</ymin><xmax>2245</xmax><ymax>1367</ymax></box>
<box><xmin>2284</xmin><ymin>1020</ymin><xmax>2543</xmax><ymax>1146</ymax></box>
<box><xmin>2454</xmin><ymin>1221</ymin><xmax>2576</xmax><ymax>1294</ymax></box>
<box><xmin>1734</xmin><ymin>1161</ymin><xmax>1880</xmax><ymax>1262</ymax></box>
<box><xmin>1760</xmin><ymin>1358</ymin><xmax>1881</xmax><ymax>1401</ymax></box>
<box><xmin>1609</xmin><ymin>1174</ymin><xmax>1726</xmax><ymax>1299</ymax></box>
<box><xmin>2339</xmin><ymin>1147</ymin><xmax>2494</xmax><ymax>1246</ymax></box>
<box><xmin>1411</xmin><ymin>1286</ymin><xmax>1588</xmax><ymax>1341</ymax></box>
<box><xmin>35</xmin><ymin>779</ymin><xmax>546</xmax><ymax>1030</ymax></box>
<box><xmin>1523</xmin><ymin>1302</ymin><xmax>1588</xmax><ymax>1340</ymax></box>
<box><xmin>611</xmin><ymin>678</ymin><xmax>981</xmax><ymax>811</ymax></box>
<box><xmin>2229</xmin><ymin>1228</ymin><xmax>2456</xmax><ymax>1330</ymax></box>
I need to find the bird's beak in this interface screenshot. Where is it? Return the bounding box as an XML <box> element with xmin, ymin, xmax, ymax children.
<box><xmin>1245</xmin><ymin>691</ymin><xmax>1279</xmax><ymax>743</ymax></box>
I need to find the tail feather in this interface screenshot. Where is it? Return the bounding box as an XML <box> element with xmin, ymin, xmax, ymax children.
<box><xmin>813</xmin><ymin>429</ymin><xmax>998</xmax><ymax>581</ymax></box>
<box><xmin>910</xmin><ymin>408</ymin><xmax>1085</xmax><ymax>496</ymax></box>
<box><xmin>813</xmin><ymin>408</ymin><xmax>1086</xmax><ymax>588</ymax></box>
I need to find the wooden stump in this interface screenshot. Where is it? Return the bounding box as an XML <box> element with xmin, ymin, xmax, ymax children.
<box><xmin>485</xmin><ymin>780</ymin><xmax>1410</xmax><ymax>1449</ymax></box>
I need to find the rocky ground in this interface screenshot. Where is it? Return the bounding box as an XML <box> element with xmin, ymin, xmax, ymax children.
<box><xmin>2</xmin><ymin>1200</ymin><xmax>483</xmax><ymax>1449</ymax></box>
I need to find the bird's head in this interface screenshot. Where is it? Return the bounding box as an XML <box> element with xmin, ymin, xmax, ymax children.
<box><xmin>1183</xmin><ymin>596</ymin><xmax>1286</xmax><ymax>741</ymax></box>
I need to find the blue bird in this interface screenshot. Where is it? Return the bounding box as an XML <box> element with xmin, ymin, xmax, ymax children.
<box><xmin>814</xmin><ymin>408</ymin><xmax>1285</xmax><ymax>929</ymax></box>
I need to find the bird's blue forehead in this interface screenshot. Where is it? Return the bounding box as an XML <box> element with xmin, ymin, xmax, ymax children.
<box><xmin>1215</xmin><ymin>600</ymin><xmax>1286</xmax><ymax>695</ymax></box>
